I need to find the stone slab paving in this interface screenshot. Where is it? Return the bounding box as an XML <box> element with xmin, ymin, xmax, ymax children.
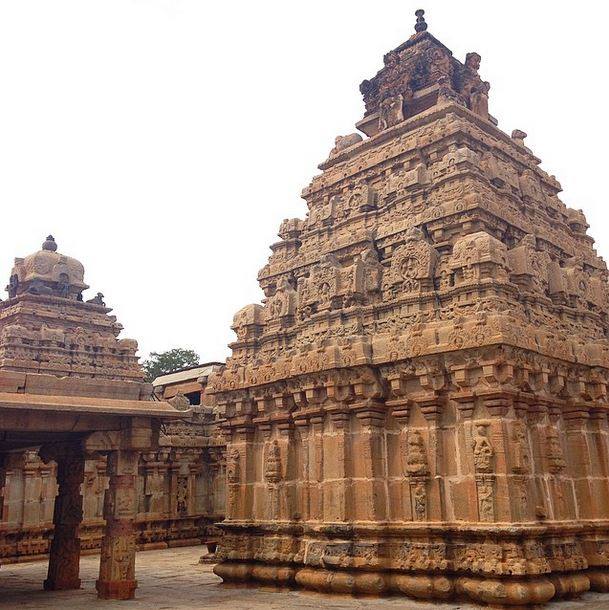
<box><xmin>0</xmin><ymin>546</ymin><xmax>609</xmax><ymax>609</ymax></box>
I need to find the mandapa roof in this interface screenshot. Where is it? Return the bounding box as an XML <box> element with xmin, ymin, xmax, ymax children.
<box><xmin>152</xmin><ymin>362</ymin><xmax>223</xmax><ymax>387</ymax></box>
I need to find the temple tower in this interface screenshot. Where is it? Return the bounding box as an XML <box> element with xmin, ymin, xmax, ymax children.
<box><xmin>208</xmin><ymin>11</ymin><xmax>609</xmax><ymax>606</ymax></box>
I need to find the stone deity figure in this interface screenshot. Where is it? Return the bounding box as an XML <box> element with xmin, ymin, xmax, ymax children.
<box><xmin>413</xmin><ymin>482</ymin><xmax>426</xmax><ymax>520</ymax></box>
<box><xmin>470</xmin><ymin>81</ymin><xmax>490</xmax><ymax>118</ymax></box>
<box><xmin>472</xmin><ymin>424</ymin><xmax>494</xmax><ymax>473</ymax></box>
<box><xmin>379</xmin><ymin>94</ymin><xmax>404</xmax><ymax>130</ymax></box>
<box><xmin>227</xmin><ymin>448</ymin><xmax>241</xmax><ymax>484</ymax></box>
<box><xmin>406</xmin><ymin>431</ymin><xmax>429</xmax><ymax>476</ymax></box>
<box><xmin>265</xmin><ymin>440</ymin><xmax>282</xmax><ymax>483</ymax></box>
<box><xmin>478</xmin><ymin>480</ymin><xmax>494</xmax><ymax>521</ymax></box>
<box><xmin>7</xmin><ymin>274</ymin><xmax>18</xmax><ymax>298</ymax></box>
<box><xmin>511</xmin><ymin>423</ymin><xmax>530</xmax><ymax>474</ymax></box>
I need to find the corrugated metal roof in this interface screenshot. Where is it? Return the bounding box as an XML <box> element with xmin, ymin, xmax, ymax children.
<box><xmin>152</xmin><ymin>363</ymin><xmax>221</xmax><ymax>387</ymax></box>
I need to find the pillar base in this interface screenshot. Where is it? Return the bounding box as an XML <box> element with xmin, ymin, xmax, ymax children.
<box><xmin>96</xmin><ymin>579</ymin><xmax>137</xmax><ymax>600</ymax></box>
<box><xmin>43</xmin><ymin>577</ymin><xmax>81</xmax><ymax>591</ymax></box>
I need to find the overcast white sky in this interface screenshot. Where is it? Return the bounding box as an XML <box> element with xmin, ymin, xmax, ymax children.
<box><xmin>0</xmin><ymin>1</ymin><xmax>607</xmax><ymax>364</ymax></box>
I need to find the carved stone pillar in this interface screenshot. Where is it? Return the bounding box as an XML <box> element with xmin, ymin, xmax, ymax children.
<box><xmin>96</xmin><ymin>450</ymin><xmax>139</xmax><ymax>600</ymax></box>
<box><xmin>40</xmin><ymin>444</ymin><xmax>85</xmax><ymax>591</ymax></box>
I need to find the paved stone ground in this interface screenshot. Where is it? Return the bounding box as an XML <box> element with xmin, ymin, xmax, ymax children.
<box><xmin>1</xmin><ymin>546</ymin><xmax>609</xmax><ymax>609</ymax></box>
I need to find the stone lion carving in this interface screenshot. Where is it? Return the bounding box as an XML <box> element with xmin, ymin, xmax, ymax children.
<box><xmin>117</xmin><ymin>338</ymin><xmax>138</xmax><ymax>352</ymax></box>
<box><xmin>330</xmin><ymin>133</ymin><xmax>363</xmax><ymax>157</ymax></box>
<box><xmin>232</xmin><ymin>303</ymin><xmax>265</xmax><ymax>340</ymax></box>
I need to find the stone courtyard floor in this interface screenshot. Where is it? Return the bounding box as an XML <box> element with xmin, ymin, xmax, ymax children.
<box><xmin>1</xmin><ymin>546</ymin><xmax>609</xmax><ymax>609</ymax></box>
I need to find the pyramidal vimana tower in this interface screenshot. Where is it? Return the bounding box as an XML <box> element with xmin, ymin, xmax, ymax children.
<box><xmin>208</xmin><ymin>10</ymin><xmax>609</xmax><ymax>606</ymax></box>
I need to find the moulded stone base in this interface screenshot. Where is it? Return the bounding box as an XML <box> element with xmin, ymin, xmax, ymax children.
<box><xmin>547</xmin><ymin>573</ymin><xmax>590</xmax><ymax>599</ymax></box>
<box><xmin>95</xmin><ymin>579</ymin><xmax>138</xmax><ymax>600</ymax></box>
<box><xmin>214</xmin><ymin>561</ymin><xmax>594</xmax><ymax>606</ymax></box>
<box><xmin>587</xmin><ymin>569</ymin><xmax>609</xmax><ymax>592</ymax></box>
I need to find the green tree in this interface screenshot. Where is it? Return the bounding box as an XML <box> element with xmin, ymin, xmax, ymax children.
<box><xmin>142</xmin><ymin>348</ymin><xmax>200</xmax><ymax>383</ymax></box>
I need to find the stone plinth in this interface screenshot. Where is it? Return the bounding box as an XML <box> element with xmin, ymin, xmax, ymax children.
<box><xmin>208</xmin><ymin>10</ymin><xmax>609</xmax><ymax>607</ymax></box>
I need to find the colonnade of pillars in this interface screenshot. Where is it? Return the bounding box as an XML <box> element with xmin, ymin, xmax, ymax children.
<box><xmin>1</xmin><ymin>444</ymin><xmax>140</xmax><ymax>600</ymax></box>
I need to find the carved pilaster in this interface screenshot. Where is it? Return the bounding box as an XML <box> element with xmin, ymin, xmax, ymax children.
<box><xmin>405</xmin><ymin>430</ymin><xmax>430</xmax><ymax>521</ymax></box>
<box><xmin>39</xmin><ymin>443</ymin><xmax>85</xmax><ymax>591</ymax></box>
<box><xmin>293</xmin><ymin>417</ymin><xmax>310</xmax><ymax>521</ymax></box>
<box><xmin>310</xmin><ymin>415</ymin><xmax>324</xmax><ymax>520</ymax></box>
<box><xmin>415</xmin><ymin>397</ymin><xmax>444</xmax><ymax>519</ymax></box>
<box><xmin>96</xmin><ymin>450</ymin><xmax>139</xmax><ymax>600</ymax></box>
<box><xmin>353</xmin><ymin>404</ymin><xmax>386</xmax><ymax>521</ymax></box>
<box><xmin>563</xmin><ymin>404</ymin><xmax>593</xmax><ymax>519</ymax></box>
<box><xmin>509</xmin><ymin>419</ymin><xmax>532</xmax><ymax>521</ymax></box>
<box><xmin>277</xmin><ymin>419</ymin><xmax>296</xmax><ymax>520</ymax></box>
<box><xmin>225</xmin><ymin>446</ymin><xmax>241</xmax><ymax>519</ymax></box>
<box><xmin>234</xmin><ymin>424</ymin><xmax>255</xmax><ymax>520</ymax></box>
<box><xmin>589</xmin><ymin>406</ymin><xmax>609</xmax><ymax>519</ymax></box>
<box><xmin>141</xmin><ymin>451</ymin><xmax>169</xmax><ymax>516</ymax></box>
<box><xmin>264</xmin><ymin>439</ymin><xmax>282</xmax><ymax>520</ymax></box>
<box><xmin>324</xmin><ymin>409</ymin><xmax>351</xmax><ymax>522</ymax></box>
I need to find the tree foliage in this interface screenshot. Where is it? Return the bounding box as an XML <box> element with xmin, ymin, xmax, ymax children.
<box><xmin>142</xmin><ymin>348</ymin><xmax>200</xmax><ymax>383</ymax></box>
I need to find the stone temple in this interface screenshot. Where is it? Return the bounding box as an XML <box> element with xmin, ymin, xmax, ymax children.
<box><xmin>207</xmin><ymin>10</ymin><xmax>609</xmax><ymax>607</ymax></box>
<box><xmin>0</xmin><ymin>235</ymin><xmax>228</xmax><ymax>600</ymax></box>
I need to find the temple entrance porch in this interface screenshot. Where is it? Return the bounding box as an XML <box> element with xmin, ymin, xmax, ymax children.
<box><xmin>0</xmin><ymin>390</ymin><xmax>182</xmax><ymax>600</ymax></box>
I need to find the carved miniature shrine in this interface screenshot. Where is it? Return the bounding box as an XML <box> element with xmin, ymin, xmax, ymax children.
<box><xmin>208</xmin><ymin>10</ymin><xmax>609</xmax><ymax>606</ymax></box>
<box><xmin>0</xmin><ymin>236</ymin><xmax>186</xmax><ymax>599</ymax></box>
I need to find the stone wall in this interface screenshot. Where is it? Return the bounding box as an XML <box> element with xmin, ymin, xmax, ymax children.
<box><xmin>0</xmin><ymin>406</ymin><xmax>226</xmax><ymax>562</ymax></box>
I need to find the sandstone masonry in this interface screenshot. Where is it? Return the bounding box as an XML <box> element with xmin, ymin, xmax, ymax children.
<box><xmin>208</xmin><ymin>10</ymin><xmax>609</xmax><ymax>606</ymax></box>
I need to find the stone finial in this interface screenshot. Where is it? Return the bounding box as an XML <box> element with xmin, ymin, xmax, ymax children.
<box><xmin>414</xmin><ymin>9</ymin><xmax>427</xmax><ymax>33</ymax></box>
<box><xmin>42</xmin><ymin>235</ymin><xmax>57</xmax><ymax>252</ymax></box>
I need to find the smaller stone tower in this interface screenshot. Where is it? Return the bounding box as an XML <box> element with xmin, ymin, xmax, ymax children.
<box><xmin>0</xmin><ymin>235</ymin><xmax>142</xmax><ymax>384</ymax></box>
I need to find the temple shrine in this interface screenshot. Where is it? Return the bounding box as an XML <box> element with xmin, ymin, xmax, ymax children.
<box><xmin>0</xmin><ymin>236</ymin><xmax>189</xmax><ymax>599</ymax></box>
<box><xmin>207</xmin><ymin>10</ymin><xmax>609</xmax><ymax>606</ymax></box>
